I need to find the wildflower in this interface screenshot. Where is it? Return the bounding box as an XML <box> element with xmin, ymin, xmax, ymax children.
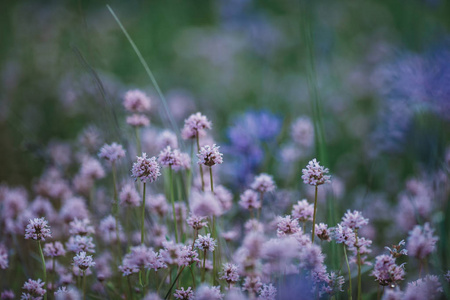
<box><xmin>25</xmin><ymin>218</ymin><xmax>52</xmax><ymax>241</ymax></box>
<box><xmin>68</xmin><ymin>218</ymin><xmax>95</xmax><ymax>236</ymax></box>
<box><xmin>220</xmin><ymin>263</ymin><xmax>240</xmax><ymax>285</ymax></box>
<box><xmin>261</xmin><ymin>237</ymin><xmax>299</xmax><ymax>262</ymax></box>
<box><xmin>195</xmin><ymin>234</ymin><xmax>217</xmax><ymax>252</ymax></box>
<box><xmin>291</xmin><ymin>199</ymin><xmax>314</xmax><ymax>223</ymax></box>
<box><xmin>22</xmin><ymin>279</ymin><xmax>46</xmax><ymax>299</ymax></box>
<box><xmin>301</xmin><ymin>158</ymin><xmax>331</xmax><ymax>186</ymax></box>
<box><xmin>123</xmin><ymin>89</ymin><xmax>151</xmax><ymax>112</ymax></box>
<box><xmin>190</xmin><ymin>191</ymin><xmax>223</xmax><ymax>217</ymax></box>
<box><xmin>187</xmin><ymin>214</ymin><xmax>208</xmax><ymax>230</ymax></box>
<box><xmin>80</xmin><ymin>157</ymin><xmax>105</xmax><ymax>180</ymax></box>
<box><xmin>177</xmin><ymin>245</ymin><xmax>200</xmax><ymax>267</ymax></box>
<box><xmin>120</xmin><ymin>245</ymin><xmax>166</xmax><ymax>273</ymax></box>
<box><xmin>66</xmin><ymin>235</ymin><xmax>95</xmax><ymax>253</ymax></box>
<box><xmin>244</xmin><ymin>219</ymin><xmax>264</xmax><ymax>233</ymax></box>
<box><xmin>131</xmin><ymin>153</ymin><xmax>161</xmax><ymax>183</ymax></box>
<box><xmin>60</xmin><ymin>197</ymin><xmax>89</xmax><ymax>223</ymax></box>
<box><xmin>54</xmin><ymin>286</ymin><xmax>81</xmax><ymax>300</ymax></box>
<box><xmin>404</xmin><ymin>275</ymin><xmax>443</xmax><ymax>299</ymax></box>
<box><xmin>98</xmin><ymin>142</ymin><xmax>126</xmax><ymax>163</ymax></box>
<box><xmin>147</xmin><ymin>194</ymin><xmax>169</xmax><ymax>217</ymax></box>
<box><xmin>181</xmin><ymin>112</ymin><xmax>212</xmax><ymax>140</ymax></box>
<box><xmin>258</xmin><ymin>283</ymin><xmax>277</xmax><ymax>300</ymax></box>
<box><xmin>99</xmin><ymin>215</ymin><xmax>122</xmax><ymax>243</ymax></box>
<box><xmin>239</xmin><ymin>189</ymin><xmax>261</xmax><ymax>210</ymax></box>
<box><xmin>173</xmin><ymin>287</ymin><xmax>194</xmax><ymax>300</ymax></box>
<box><xmin>385</xmin><ymin>240</ymin><xmax>408</xmax><ymax>258</ymax></box>
<box><xmin>243</xmin><ymin>276</ymin><xmax>263</xmax><ymax>294</ymax></box>
<box><xmin>157</xmin><ymin>130</ymin><xmax>178</xmax><ymax>149</ymax></box>
<box><xmin>276</xmin><ymin>215</ymin><xmax>300</xmax><ymax>237</ymax></box>
<box><xmin>291</xmin><ymin>116</ymin><xmax>314</xmax><ymax>148</ymax></box>
<box><xmin>119</xmin><ymin>184</ymin><xmax>141</xmax><ymax>207</ymax></box>
<box><xmin>197</xmin><ymin>144</ymin><xmax>223</xmax><ymax>167</ymax></box>
<box><xmin>315</xmin><ymin>223</ymin><xmax>331</xmax><ymax>241</ymax></box>
<box><xmin>332</xmin><ymin>224</ymin><xmax>356</xmax><ymax>247</ymax></box>
<box><xmin>371</xmin><ymin>254</ymin><xmax>405</xmax><ymax>286</ymax></box>
<box><xmin>0</xmin><ymin>290</ymin><xmax>14</xmax><ymax>300</ymax></box>
<box><xmin>406</xmin><ymin>222</ymin><xmax>438</xmax><ymax>260</ymax></box>
<box><xmin>299</xmin><ymin>244</ymin><xmax>325</xmax><ymax>271</ymax></box>
<box><xmin>127</xmin><ymin>114</ymin><xmax>150</xmax><ymax>127</ymax></box>
<box><xmin>341</xmin><ymin>210</ymin><xmax>369</xmax><ymax>230</ymax></box>
<box><xmin>382</xmin><ymin>288</ymin><xmax>404</xmax><ymax>300</ymax></box>
<box><xmin>43</xmin><ymin>242</ymin><xmax>66</xmax><ymax>257</ymax></box>
<box><xmin>322</xmin><ymin>272</ymin><xmax>345</xmax><ymax>296</ymax></box>
<box><xmin>73</xmin><ymin>251</ymin><xmax>95</xmax><ymax>271</ymax></box>
<box><xmin>251</xmin><ymin>173</ymin><xmax>276</xmax><ymax>193</ymax></box>
<box><xmin>195</xmin><ymin>285</ymin><xmax>223</xmax><ymax>300</ymax></box>
<box><xmin>0</xmin><ymin>244</ymin><xmax>8</xmax><ymax>269</ymax></box>
<box><xmin>158</xmin><ymin>146</ymin><xmax>182</xmax><ymax>168</ymax></box>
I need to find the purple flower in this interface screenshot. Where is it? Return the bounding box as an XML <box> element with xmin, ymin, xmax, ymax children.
<box><xmin>214</xmin><ymin>185</ymin><xmax>233</xmax><ymax>212</ymax></box>
<box><xmin>341</xmin><ymin>210</ymin><xmax>369</xmax><ymax>230</ymax></box>
<box><xmin>385</xmin><ymin>240</ymin><xmax>408</xmax><ymax>258</ymax></box>
<box><xmin>291</xmin><ymin>116</ymin><xmax>314</xmax><ymax>148</ymax></box>
<box><xmin>127</xmin><ymin>114</ymin><xmax>150</xmax><ymax>127</ymax></box>
<box><xmin>22</xmin><ymin>279</ymin><xmax>46</xmax><ymax>299</ymax></box>
<box><xmin>60</xmin><ymin>197</ymin><xmax>89</xmax><ymax>223</ymax></box>
<box><xmin>68</xmin><ymin>218</ymin><xmax>95</xmax><ymax>236</ymax></box>
<box><xmin>315</xmin><ymin>223</ymin><xmax>331</xmax><ymax>241</ymax></box>
<box><xmin>251</xmin><ymin>173</ymin><xmax>276</xmax><ymax>193</ymax></box>
<box><xmin>197</xmin><ymin>144</ymin><xmax>223</xmax><ymax>167</ymax></box>
<box><xmin>119</xmin><ymin>184</ymin><xmax>141</xmax><ymax>207</ymax></box>
<box><xmin>190</xmin><ymin>191</ymin><xmax>223</xmax><ymax>217</ymax></box>
<box><xmin>119</xmin><ymin>245</ymin><xmax>166</xmax><ymax>275</ymax></box>
<box><xmin>25</xmin><ymin>218</ymin><xmax>52</xmax><ymax>241</ymax></box>
<box><xmin>331</xmin><ymin>224</ymin><xmax>356</xmax><ymax>247</ymax></box>
<box><xmin>178</xmin><ymin>245</ymin><xmax>200</xmax><ymax>267</ymax></box>
<box><xmin>131</xmin><ymin>153</ymin><xmax>161</xmax><ymax>183</ymax></box>
<box><xmin>301</xmin><ymin>158</ymin><xmax>331</xmax><ymax>186</ymax></box>
<box><xmin>219</xmin><ymin>263</ymin><xmax>239</xmax><ymax>285</ymax></box>
<box><xmin>157</xmin><ymin>130</ymin><xmax>178</xmax><ymax>150</ymax></box>
<box><xmin>0</xmin><ymin>290</ymin><xmax>14</xmax><ymax>300</ymax></box>
<box><xmin>147</xmin><ymin>194</ymin><xmax>169</xmax><ymax>217</ymax></box>
<box><xmin>407</xmin><ymin>222</ymin><xmax>438</xmax><ymax>260</ymax></box>
<box><xmin>98</xmin><ymin>143</ymin><xmax>126</xmax><ymax>163</ymax></box>
<box><xmin>404</xmin><ymin>275</ymin><xmax>443</xmax><ymax>299</ymax></box>
<box><xmin>0</xmin><ymin>244</ymin><xmax>8</xmax><ymax>269</ymax></box>
<box><xmin>371</xmin><ymin>254</ymin><xmax>405</xmax><ymax>286</ymax></box>
<box><xmin>187</xmin><ymin>214</ymin><xmax>208</xmax><ymax>230</ymax></box>
<box><xmin>239</xmin><ymin>189</ymin><xmax>261</xmax><ymax>210</ymax></box>
<box><xmin>54</xmin><ymin>286</ymin><xmax>80</xmax><ymax>300</ymax></box>
<box><xmin>242</xmin><ymin>276</ymin><xmax>263</xmax><ymax>294</ymax></box>
<box><xmin>181</xmin><ymin>112</ymin><xmax>212</xmax><ymax>140</ymax></box>
<box><xmin>158</xmin><ymin>146</ymin><xmax>182</xmax><ymax>168</ymax></box>
<box><xmin>299</xmin><ymin>244</ymin><xmax>325</xmax><ymax>271</ymax></box>
<box><xmin>276</xmin><ymin>215</ymin><xmax>300</xmax><ymax>237</ymax></box>
<box><xmin>72</xmin><ymin>251</ymin><xmax>95</xmax><ymax>271</ymax></box>
<box><xmin>195</xmin><ymin>233</ymin><xmax>217</xmax><ymax>252</ymax></box>
<box><xmin>66</xmin><ymin>235</ymin><xmax>95</xmax><ymax>253</ymax></box>
<box><xmin>99</xmin><ymin>215</ymin><xmax>123</xmax><ymax>244</ymax></box>
<box><xmin>123</xmin><ymin>89</ymin><xmax>151</xmax><ymax>113</ymax></box>
<box><xmin>291</xmin><ymin>199</ymin><xmax>314</xmax><ymax>223</ymax></box>
<box><xmin>258</xmin><ymin>283</ymin><xmax>277</xmax><ymax>300</ymax></box>
<box><xmin>173</xmin><ymin>287</ymin><xmax>194</xmax><ymax>300</ymax></box>
<box><xmin>43</xmin><ymin>242</ymin><xmax>66</xmax><ymax>257</ymax></box>
<box><xmin>80</xmin><ymin>157</ymin><xmax>105</xmax><ymax>180</ymax></box>
<box><xmin>195</xmin><ymin>285</ymin><xmax>223</xmax><ymax>300</ymax></box>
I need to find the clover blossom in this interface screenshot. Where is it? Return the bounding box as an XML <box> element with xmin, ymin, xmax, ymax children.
<box><xmin>131</xmin><ymin>153</ymin><xmax>161</xmax><ymax>183</ymax></box>
<box><xmin>25</xmin><ymin>218</ymin><xmax>52</xmax><ymax>241</ymax></box>
<box><xmin>301</xmin><ymin>158</ymin><xmax>331</xmax><ymax>186</ymax></box>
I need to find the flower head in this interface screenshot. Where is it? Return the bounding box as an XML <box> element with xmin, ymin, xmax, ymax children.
<box><xmin>127</xmin><ymin>114</ymin><xmax>150</xmax><ymax>127</ymax></box>
<box><xmin>187</xmin><ymin>214</ymin><xmax>208</xmax><ymax>230</ymax></box>
<box><xmin>341</xmin><ymin>210</ymin><xmax>369</xmax><ymax>230</ymax></box>
<box><xmin>158</xmin><ymin>146</ymin><xmax>182</xmax><ymax>168</ymax></box>
<box><xmin>291</xmin><ymin>116</ymin><xmax>314</xmax><ymax>148</ymax></box>
<box><xmin>119</xmin><ymin>184</ymin><xmax>141</xmax><ymax>207</ymax></box>
<box><xmin>371</xmin><ymin>254</ymin><xmax>405</xmax><ymax>286</ymax></box>
<box><xmin>157</xmin><ymin>130</ymin><xmax>178</xmax><ymax>149</ymax></box>
<box><xmin>251</xmin><ymin>173</ymin><xmax>276</xmax><ymax>193</ymax></box>
<box><xmin>258</xmin><ymin>283</ymin><xmax>277</xmax><ymax>300</ymax></box>
<box><xmin>407</xmin><ymin>222</ymin><xmax>438</xmax><ymax>260</ymax></box>
<box><xmin>98</xmin><ymin>143</ymin><xmax>126</xmax><ymax>163</ymax></box>
<box><xmin>276</xmin><ymin>215</ymin><xmax>300</xmax><ymax>237</ymax></box>
<box><xmin>301</xmin><ymin>158</ymin><xmax>331</xmax><ymax>186</ymax></box>
<box><xmin>291</xmin><ymin>199</ymin><xmax>314</xmax><ymax>223</ymax></box>
<box><xmin>195</xmin><ymin>233</ymin><xmax>217</xmax><ymax>252</ymax></box>
<box><xmin>131</xmin><ymin>153</ymin><xmax>161</xmax><ymax>183</ymax></box>
<box><xmin>197</xmin><ymin>144</ymin><xmax>223</xmax><ymax>167</ymax></box>
<box><xmin>0</xmin><ymin>244</ymin><xmax>9</xmax><ymax>269</ymax></box>
<box><xmin>66</xmin><ymin>235</ymin><xmax>95</xmax><ymax>253</ymax></box>
<box><xmin>43</xmin><ymin>242</ymin><xmax>66</xmax><ymax>257</ymax></box>
<box><xmin>239</xmin><ymin>189</ymin><xmax>261</xmax><ymax>211</ymax></box>
<box><xmin>22</xmin><ymin>279</ymin><xmax>46</xmax><ymax>299</ymax></box>
<box><xmin>173</xmin><ymin>287</ymin><xmax>194</xmax><ymax>300</ymax></box>
<box><xmin>25</xmin><ymin>218</ymin><xmax>52</xmax><ymax>241</ymax></box>
<box><xmin>73</xmin><ymin>251</ymin><xmax>95</xmax><ymax>271</ymax></box>
<box><xmin>123</xmin><ymin>89</ymin><xmax>151</xmax><ymax>113</ymax></box>
<box><xmin>68</xmin><ymin>218</ymin><xmax>95</xmax><ymax>236</ymax></box>
<box><xmin>181</xmin><ymin>112</ymin><xmax>212</xmax><ymax>140</ymax></box>
<box><xmin>315</xmin><ymin>223</ymin><xmax>331</xmax><ymax>241</ymax></box>
<box><xmin>219</xmin><ymin>263</ymin><xmax>240</xmax><ymax>285</ymax></box>
<box><xmin>195</xmin><ymin>285</ymin><xmax>223</xmax><ymax>300</ymax></box>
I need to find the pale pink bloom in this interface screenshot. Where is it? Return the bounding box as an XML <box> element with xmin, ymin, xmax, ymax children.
<box><xmin>195</xmin><ymin>285</ymin><xmax>223</xmax><ymax>300</ymax></box>
<box><xmin>299</xmin><ymin>244</ymin><xmax>324</xmax><ymax>271</ymax></box>
<box><xmin>251</xmin><ymin>173</ymin><xmax>276</xmax><ymax>193</ymax></box>
<box><xmin>239</xmin><ymin>189</ymin><xmax>261</xmax><ymax>210</ymax></box>
<box><xmin>66</xmin><ymin>235</ymin><xmax>95</xmax><ymax>253</ymax></box>
<box><xmin>214</xmin><ymin>185</ymin><xmax>233</xmax><ymax>211</ymax></box>
<box><xmin>187</xmin><ymin>214</ymin><xmax>208</xmax><ymax>230</ymax></box>
<box><xmin>315</xmin><ymin>223</ymin><xmax>331</xmax><ymax>241</ymax></box>
<box><xmin>60</xmin><ymin>197</ymin><xmax>89</xmax><ymax>223</ymax></box>
<box><xmin>123</xmin><ymin>89</ymin><xmax>151</xmax><ymax>113</ymax></box>
<box><xmin>404</xmin><ymin>275</ymin><xmax>442</xmax><ymax>299</ymax></box>
<box><xmin>243</xmin><ymin>232</ymin><xmax>265</xmax><ymax>258</ymax></box>
<box><xmin>243</xmin><ymin>276</ymin><xmax>263</xmax><ymax>294</ymax></box>
<box><xmin>158</xmin><ymin>146</ymin><xmax>182</xmax><ymax>168</ymax></box>
<box><xmin>131</xmin><ymin>153</ymin><xmax>161</xmax><ymax>183</ymax></box>
<box><xmin>99</xmin><ymin>215</ymin><xmax>123</xmax><ymax>244</ymax></box>
<box><xmin>127</xmin><ymin>114</ymin><xmax>150</xmax><ymax>127</ymax></box>
<box><xmin>80</xmin><ymin>157</ymin><xmax>105</xmax><ymax>180</ymax></box>
<box><xmin>98</xmin><ymin>143</ymin><xmax>125</xmax><ymax>163</ymax></box>
<box><xmin>258</xmin><ymin>283</ymin><xmax>277</xmax><ymax>300</ymax></box>
<box><xmin>341</xmin><ymin>210</ymin><xmax>369</xmax><ymax>230</ymax></box>
<box><xmin>190</xmin><ymin>191</ymin><xmax>223</xmax><ymax>217</ymax></box>
<box><xmin>69</xmin><ymin>218</ymin><xmax>95</xmax><ymax>236</ymax></box>
<box><xmin>54</xmin><ymin>286</ymin><xmax>80</xmax><ymax>300</ymax></box>
<box><xmin>276</xmin><ymin>215</ymin><xmax>300</xmax><ymax>237</ymax></box>
<box><xmin>73</xmin><ymin>251</ymin><xmax>95</xmax><ymax>271</ymax></box>
<box><xmin>291</xmin><ymin>199</ymin><xmax>314</xmax><ymax>223</ymax></box>
<box><xmin>197</xmin><ymin>144</ymin><xmax>223</xmax><ymax>167</ymax></box>
<box><xmin>43</xmin><ymin>242</ymin><xmax>66</xmax><ymax>257</ymax></box>
<box><xmin>0</xmin><ymin>290</ymin><xmax>14</xmax><ymax>299</ymax></box>
<box><xmin>30</xmin><ymin>197</ymin><xmax>57</xmax><ymax>222</ymax></box>
<box><xmin>146</xmin><ymin>194</ymin><xmax>168</xmax><ymax>217</ymax></box>
<box><xmin>301</xmin><ymin>158</ymin><xmax>331</xmax><ymax>186</ymax></box>
<box><xmin>195</xmin><ymin>233</ymin><xmax>217</xmax><ymax>252</ymax></box>
<box><xmin>371</xmin><ymin>254</ymin><xmax>405</xmax><ymax>286</ymax></box>
<box><xmin>220</xmin><ymin>263</ymin><xmax>240</xmax><ymax>285</ymax></box>
<box><xmin>156</xmin><ymin>130</ymin><xmax>178</xmax><ymax>150</ymax></box>
<box><xmin>407</xmin><ymin>222</ymin><xmax>438</xmax><ymax>260</ymax></box>
<box><xmin>181</xmin><ymin>112</ymin><xmax>212</xmax><ymax>140</ymax></box>
<box><xmin>177</xmin><ymin>245</ymin><xmax>200</xmax><ymax>267</ymax></box>
<box><xmin>25</xmin><ymin>218</ymin><xmax>52</xmax><ymax>241</ymax></box>
<box><xmin>22</xmin><ymin>279</ymin><xmax>46</xmax><ymax>299</ymax></box>
<box><xmin>119</xmin><ymin>183</ymin><xmax>141</xmax><ymax>207</ymax></box>
<box><xmin>173</xmin><ymin>287</ymin><xmax>194</xmax><ymax>300</ymax></box>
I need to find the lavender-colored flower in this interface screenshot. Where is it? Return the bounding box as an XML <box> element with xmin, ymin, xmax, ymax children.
<box><xmin>341</xmin><ymin>210</ymin><xmax>369</xmax><ymax>230</ymax></box>
<box><xmin>158</xmin><ymin>146</ymin><xmax>182</xmax><ymax>168</ymax></box>
<box><xmin>404</xmin><ymin>275</ymin><xmax>443</xmax><ymax>299</ymax></box>
<box><xmin>195</xmin><ymin>285</ymin><xmax>223</xmax><ymax>300</ymax></box>
<box><xmin>157</xmin><ymin>130</ymin><xmax>178</xmax><ymax>150</ymax></box>
<box><xmin>291</xmin><ymin>116</ymin><xmax>314</xmax><ymax>148</ymax></box>
<box><xmin>127</xmin><ymin>114</ymin><xmax>150</xmax><ymax>127</ymax></box>
<box><xmin>381</xmin><ymin>288</ymin><xmax>404</xmax><ymax>300</ymax></box>
<box><xmin>73</xmin><ymin>251</ymin><xmax>95</xmax><ymax>271</ymax></box>
<box><xmin>22</xmin><ymin>279</ymin><xmax>46</xmax><ymax>299</ymax></box>
<box><xmin>261</xmin><ymin>237</ymin><xmax>299</xmax><ymax>262</ymax></box>
<box><xmin>147</xmin><ymin>194</ymin><xmax>169</xmax><ymax>217</ymax></box>
<box><xmin>131</xmin><ymin>153</ymin><xmax>161</xmax><ymax>183</ymax></box>
<box><xmin>244</xmin><ymin>219</ymin><xmax>264</xmax><ymax>233</ymax></box>
<box><xmin>331</xmin><ymin>224</ymin><xmax>356</xmax><ymax>248</ymax></box>
<box><xmin>60</xmin><ymin>197</ymin><xmax>89</xmax><ymax>223</ymax></box>
<box><xmin>315</xmin><ymin>223</ymin><xmax>331</xmax><ymax>241</ymax></box>
<box><xmin>195</xmin><ymin>233</ymin><xmax>217</xmax><ymax>252</ymax></box>
<box><xmin>173</xmin><ymin>287</ymin><xmax>194</xmax><ymax>300</ymax></box>
<box><xmin>406</xmin><ymin>222</ymin><xmax>438</xmax><ymax>260</ymax></box>
<box><xmin>190</xmin><ymin>191</ymin><xmax>223</xmax><ymax>217</ymax></box>
<box><xmin>43</xmin><ymin>242</ymin><xmax>66</xmax><ymax>257</ymax></box>
<box><xmin>187</xmin><ymin>214</ymin><xmax>208</xmax><ymax>230</ymax></box>
<box><xmin>98</xmin><ymin>143</ymin><xmax>126</xmax><ymax>163</ymax></box>
<box><xmin>160</xmin><ymin>241</ymin><xmax>182</xmax><ymax>265</ymax></box>
<box><xmin>385</xmin><ymin>240</ymin><xmax>408</xmax><ymax>258</ymax></box>
<box><xmin>177</xmin><ymin>245</ymin><xmax>200</xmax><ymax>267</ymax></box>
<box><xmin>251</xmin><ymin>173</ymin><xmax>276</xmax><ymax>193</ymax></box>
<box><xmin>99</xmin><ymin>215</ymin><xmax>123</xmax><ymax>244</ymax></box>
<box><xmin>120</xmin><ymin>245</ymin><xmax>166</xmax><ymax>275</ymax></box>
<box><xmin>123</xmin><ymin>89</ymin><xmax>151</xmax><ymax>113</ymax></box>
<box><xmin>276</xmin><ymin>215</ymin><xmax>300</xmax><ymax>237</ymax></box>
<box><xmin>54</xmin><ymin>286</ymin><xmax>80</xmax><ymax>300</ymax></box>
<box><xmin>0</xmin><ymin>244</ymin><xmax>8</xmax><ymax>269</ymax></box>
<box><xmin>291</xmin><ymin>199</ymin><xmax>314</xmax><ymax>223</ymax></box>
<box><xmin>371</xmin><ymin>254</ymin><xmax>405</xmax><ymax>286</ymax></box>
<box><xmin>322</xmin><ymin>272</ymin><xmax>345</xmax><ymax>296</ymax></box>
<box><xmin>301</xmin><ymin>158</ymin><xmax>331</xmax><ymax>186</ymax></box>
<box><xmin>219</xmin><ymin>263</ymin><xmax>240</xmax><ymax>285</ymax></box>
<box><xmin>197</xmin><ymin>144</ymin><xmax>223</xmax><ymax>167</ymax></box>
<box><xmin>258</xmin><ymin>283</ymin><xmax>277</xmax><ymax>300</ymax></box>
<box><xmin>1</xmin><ymin>290</ymin><xmax>14</xmax><ymax>300</ymax></box>
<box><xmin>1</xmin><ymin>187</ymin><xmax>28</xmax><ymax>219</ymax></box>
<box><xmin>181</xmin><ymin>112</ymin><xmax>212</xmax><ymax>140</ymax></box>
<box><xmin>66</xmin><ymin>235</ymin><xmax>95</xmax><ymax>253</ymax></box>
<box><xmin>239</xmin><ymin>189</ymin><xmax>261</xmax><ymax>210</ymax></box>
<box><xmin>25</xmin><ymin>218</ymin><xmax>52</xmax><ymax>241</ymax></box>
<box><xmin>80</xmin><ymin>157</ymin><xmax>105</xmax><ymax>180</ymax></box>
<box><xmin>68</xmin><ymin>218</ymin><xmax>95</xmax><ymax>236</ymax></box>
<box><xmin>242</xmin><ymin>276</ymin><xmax>263</xmax><ymax>294</ymax></box>
<box><xmin>214</xmin><ymin>185</ymin><xmax>233</xmax><ymax>212</ymax></box>
<box><xmin>30</xmin><ymin>197</ymin><xmax>57</xmax><ymax>221</ymax></box>
<box><xmin>299</xmin><ymin>244</ymin><xmax>325</xmax><ymax>271</ymax></box>
<box><xmin>119</xmin><ymin>184</ymin><xmax>141</xmax><ymax>207</ymax></box>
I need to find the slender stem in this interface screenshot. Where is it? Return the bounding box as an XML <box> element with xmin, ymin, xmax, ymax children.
<box><xmin>112</xmin><ymin>162</ymin><xmax>122</xmax><ymax>263</ymax></box>
<box><xmin>38</xmin><ymin>241</ymin><xmax>47</xmax><ymax>300</ymax></box>
<box><xmin>202</xmin><ymin>250</ymin><xmax>207</xmax><ymax>282</ymax></box>
<box><xmin>82</xmin><ymin>270</ymin><xmax>86</xmax><ymax>300</ymax></box>
<box><xmin>51</xmin><ymin>257</ymin><xmax>55</xmax><ymax>294</ymax></box>
<box><xmin>127</xmin><ymin>275</ymin><xmax>134</xmax><ymax>300</ymax></box>
<box><xmin>135</xmin><ymin>127</ymin><xmax>141</xmax><ymax>155</ymax></box>
<box><xmin>355</xmin><ymin>230</ymin><xmax>361</xmax><ymax>300</ymax></box>
<box><xmin>164</xmin><ymin>266</ymin><xmax>186</xmax><ymax>300</ymax></box>
<box><xmin>212</xmin><ymin>216</ymin><xmax>217</xmax><ymax>286</ymax></box>
<box><xmin>343</xmin><ymin>246</ymin><xmax>352</xmax><ymax>300</ymax></box>
<box><xmin>158</xmin><ymin>268</ymin><xmax>171</xmax><ymax>293</ymax></box>
<box><xmin>209</xmin><ymin>167</ymin><xmax>214</xmax><ymax>193</ymax></box>
<box><xmin>141</xmin><ymin>182</ymin><xmax>147</xmax><ymax>244</ymax></box>
<box><xmin>196</xmin><ymin>135</ymin><xmax>205</xmax><ymax>191</ymax></box>
<box><xmin>169</xmin><ymin>167</ymin><xmax>179</xmax><ymax>243</ymax></box>
<box><xmin>190</xmin><ymin>265</ymin><xmax>196</xmax><ymax>289</ymax></box>
<box><xmin>311</xmin><ymin>186</ymin><xmax>318</xmax><ymax>243</ymax></box>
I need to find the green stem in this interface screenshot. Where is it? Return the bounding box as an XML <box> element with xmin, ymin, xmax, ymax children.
<box><xmin>169</xmin><ymin>167</ymin><xmax>179</xmax><ymax>243</ymax></box>
<box><xmin>112</xmin><ymin>162</ymin><xmax>122</xmax><ymax>262</ymax></box>
<box><xmin>82</xmin><ymin>270</ymin><xmax>86</xmax><ymax>300</ymax></box>
<box><xmin>141</xmin><ymin>182</ymin><xmax>146</xmax><ymax>244</ymax></box>
<box><xmin>202</xmin><ymin>250</ymin><xmax>207</xmax><ymax>282</ymax></box>
<box><xmin>127</xmin><ymin>275</ymin><xmax>134</xmax><ymax>300</ymax></box>
<box><xmin>38</xmin><ymin>241</ymin><xmax>47</xmax><ymax>300</ymax></box>
<box><xmin>355</xmin><ymin>230</ymin><xmax>361</xmax><ymax>300</ymax></box>
<box><xmin>135</xmin><ymin>127</ymin><xmax>141</xmax><ymax>155</ymax></box>
<box><xmin>209</xmin><ymin>167</ymin><xmax>214</xmax><ymax>193</ymax></box>
<box><xmin>196</xmin><ymin>135</ymin><xmax>205</xmax><ymax>191</ymax></box>
<box><xmin>312</xmin><ymin>186</ymin><xmax>318</xmax><ymax>243</ymax></box>
<box><xmin>164</xmin><ymin>266</ymin><xmax>185</xmax><ymax>300</ymax></box>
<box><xmin>51</xmin><ymin>257</ymin><xmax>55</xmax><ymax>294</ymax></box>
<box><xmin>343</xmin><ymin>246</ymin><xmax>352</xmax><ymax>300</ymax></box>
<box><xmin>190</xmin><ymin>265</ymin><xmax>196</xmax><ymax>289</ymax></box>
